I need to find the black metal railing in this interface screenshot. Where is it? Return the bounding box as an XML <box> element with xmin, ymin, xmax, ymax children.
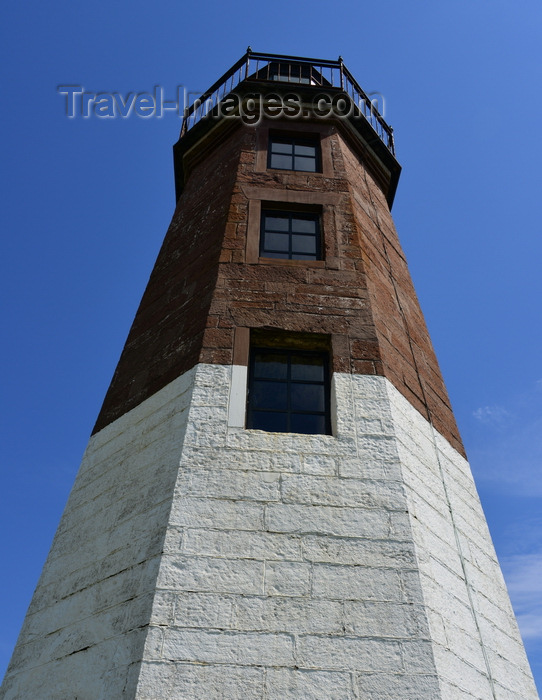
<box><xmin>180</xmin><ymin>49</ymin><xmax>395</xmax><ymax>155</ymax></box>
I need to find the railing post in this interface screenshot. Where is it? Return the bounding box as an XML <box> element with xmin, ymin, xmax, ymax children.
<box><xmin>181</xmin><ymin>106</ymin><xmax>190</xmax><ymax>137</ymax></box>
<box><xmin>245</xmin><ymin>46</ymin><xmax>252</xmax><ymax>80</ymax></box>
<box><xmin>388</xmin><ymin>127</ymin><xmax>395</xmax><ymax>155</ymax></box>
<box><xmin>338</xmin><ymin>55</ymin><xmax>344</xmax><ymax>90</ymax></box>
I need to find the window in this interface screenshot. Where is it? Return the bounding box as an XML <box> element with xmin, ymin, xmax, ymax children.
<box><xmin>268</xmin><ymin>135</ymin><xmax>320</xmax><ymax>172</ymax></box>
<box><xmin>260</xmin><ymin>209</ymin><xmax>321</xmax><ymax>260</ymax></box>
<box><xmin>256</xmin><ymin>62</ymin><xmax>331</xmax><ymax>86</ymax></box>
<box><xmin>247</xmin><ymin>347</ymin><xmax>331</xmax><ymax>435</ymax></box>
<box><xmin>269</xmin><ymin>62</ymin><xmax>312</xmax><ymax>84</ymax></box>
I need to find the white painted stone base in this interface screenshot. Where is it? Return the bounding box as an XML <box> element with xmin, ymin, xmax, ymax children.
<box><xmin>1</xmin><ymin>368</ymin><xmax>197</xmax><ymax>699</ymax></box>
<box><xmin>386</xmin><ymin>381</ymin><xmax>539</xmax><ymax>700</ymax></box>
<box><xmin>1</xmin><ymin>365</ymin><xmax>538</xmax><ymax>699</ymax></box>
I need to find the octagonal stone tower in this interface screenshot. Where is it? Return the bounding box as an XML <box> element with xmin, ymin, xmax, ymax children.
<box><xmin>2</xmin><ymin>51</ymin><xmax>538</xmax><ymax>699</ymax></box>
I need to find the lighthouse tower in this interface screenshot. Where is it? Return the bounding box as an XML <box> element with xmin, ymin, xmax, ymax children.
<box><xmin>2</xmin><ymin>51</ymin><xmax>538</xmax><ymax>699</ymax></box>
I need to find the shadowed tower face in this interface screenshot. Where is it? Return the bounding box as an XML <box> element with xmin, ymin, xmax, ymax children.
<box><xmin>2</xmin><ymin>51</ymin><xmax>538</xmax><ymax>700</ymax></box>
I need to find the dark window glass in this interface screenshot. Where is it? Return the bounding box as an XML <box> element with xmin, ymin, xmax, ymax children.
<box><xmin>294</xmin><ymin>155</ymin><xmax>316</xmax><ymax>172</ymax></box>
<box><xmin>291</xmin><ymin>235</ymin><xmax>316</xmax><ymax>255</ymax></box>
<box><xmin>290</xmin><ymin>354</ymin><xmax>325</xmax><ymax>381</ymax></box>
<box><xmin>254</xmin><ymin>352</ymin><xmax>288</xmax><ymax>379</ymax></box>
<box><xmin>291</xmin><ymin>218</ymin><xmax>316</xmax><ymax>233</ymax></box>
<box><xmin>253</xmin><ymin>62</ymin><xmax>331</xmax><ymax>87</ymax></box>
<box><xmin>247</xmin><ymin>349</ymin><xmax>331</xmax><ymax>435</ymax></box>
<box><xmin>251</xmin><ymin>380</ymin><xmax>288</xmax><ymax>410</ymax></box>
<box><xmin>268</xmin><ymin>136</ymin><xmax>320</xmax><ymax>172</ymax></box>
<box><xmin>260</xmin><ymin>211</ymin><xmax>321</xmax><ymax>261</ymax></box>
<box><xmin>290</xmin><ymin>383</ymin><xmax>325</xmax><ymax>412</ymax></box>
<box><xmin>271</xmin><ymin>141</ymin><xmax>292</xmax><ymax>154</ymax></box>
<box><xmin>267</xmin><ymin>62</ymin><xmax>313</xmax><ymax>84</ymax></box>
<box><xmin>265</xmin><ymin>216</ymin><xmax>289</xmax><ymax>231</ymax></box>
<box><xmin>251</xmin><ymin>411</ymin><xmax>289</xmax><ymax>432</ymax></box>
<box><xmin>290</xmin><ymin>413</ymin><xmax>327</xmax><ymax>435</ymax></box>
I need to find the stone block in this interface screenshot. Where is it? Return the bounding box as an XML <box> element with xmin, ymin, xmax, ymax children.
<box><xmin>160</xmin><ymin>629</ymin><xmax>295</xmax><ymax>666</ymax></box>
<box><xmin>356</xmin><ymin>671</ymin><xmax>440</xmax><ymax>699</ymax></box>
<box><xmin>233</xmin><ymin>596</ymin><xmax>343</xmax><ymax>634</ymax></box>
<box><xmin>171</xmin><ymin>497</ymin><xmax>264</xmax><ymax>531</ymax></box>
<box><xmin>266</xmin><ymin>503</ymin><xmax>389</xmax><ymax>538</ymax></box>
<box><xmin>344</xmin><ymin>600</ymin><xmax>428</xmax><ymax>638</ymax></box>
<box><xmin>280</xmin><ymin>474</ymin><xmax>406</xmax><ymax>510</ymax></box>
<box><xmin>312</xmin><ymin>564</ymin><xmax>402</xmax><ymax>601</ymax></box>
<box><xmin>264</xmin><ymin>561</ymin><xmax>311</xmax><ymax>596</ymax></box>
<box><xmin>296</xmin><ymin>635</ymin><xmax>402</xmax><ymax>672</ymax></box>
<box><xmin>182</xmin><ymin>528</ymin><xmax>302</xmax><ymax>561</ymax></box>
<box><xmin>156</xmin><ymin>556</ymin><xmax>264</xmax><ymax>595</ymax></box>
<box><xmin>302</xmin><ymin>534</ymin><xmax>416</xmax><ymax>568</ymax></box>
<box><xmin>136</xmin><ymin>662</ymin><xmax>264</xmax><ymax>700</ymax></box>
<box><xmin>177</xmin><ymin>467</ymin><xmax>280</xmax><ymax>502</ymax></box>
<box><xmin>265</xmin><ymin>668</ymin><xmax>354</xmax><ymax>699</ymax></box>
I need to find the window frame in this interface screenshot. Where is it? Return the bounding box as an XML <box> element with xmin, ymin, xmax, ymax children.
<box><xmin>259</xmin><ymin>208</ymin><xmax>322</xmax><ymax>261</ymax></box>
<box><xmin>254</xmin><ymin>124</ymin><xmax>334</xmax><ymax>177</ymax></box>
<box><xmin>267</xmin><ymin>134</ymin><xmax>321</xmax><ymax>173</ymax></box>
<box><xmin>246</xmin><ymin>346</ymin><xmax>332</xmax><ymax>436</ymax></box>
<box><xmin>244</xmin><ymin>189</ymin><xmax>341</xmax><ymax>265</ymax></box>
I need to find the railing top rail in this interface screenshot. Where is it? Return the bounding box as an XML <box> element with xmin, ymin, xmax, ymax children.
<box><xmin>191</xmin><ymin>52</ymin><xmax>249</xmax><ymax>111</ymax></box>
<box><xmin>247</xmin><ymin>51</ymin><xmax>342</xmax><ymax>69</ymax></box>
<box><xmin>340</xmin><ymin>63</ymin><xmax>391</xmax><ymax>134</ymax></box>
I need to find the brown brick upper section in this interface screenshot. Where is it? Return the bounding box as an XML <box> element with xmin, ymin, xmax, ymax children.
<box><xmin>93</xmin><ymin>115</ymin><xmax>464</xmax><ymax>456</ymax></box>
<box><xmin>92</xmin><ymin>122</ymin><xmax>242</xmax><ymax>433</ymax></box>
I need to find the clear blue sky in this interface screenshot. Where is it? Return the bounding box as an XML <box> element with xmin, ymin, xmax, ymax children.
<box><xmin>1</xmin><ymin>0</ymin><xmax>541</xmax><ymax>691</ymax></box>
